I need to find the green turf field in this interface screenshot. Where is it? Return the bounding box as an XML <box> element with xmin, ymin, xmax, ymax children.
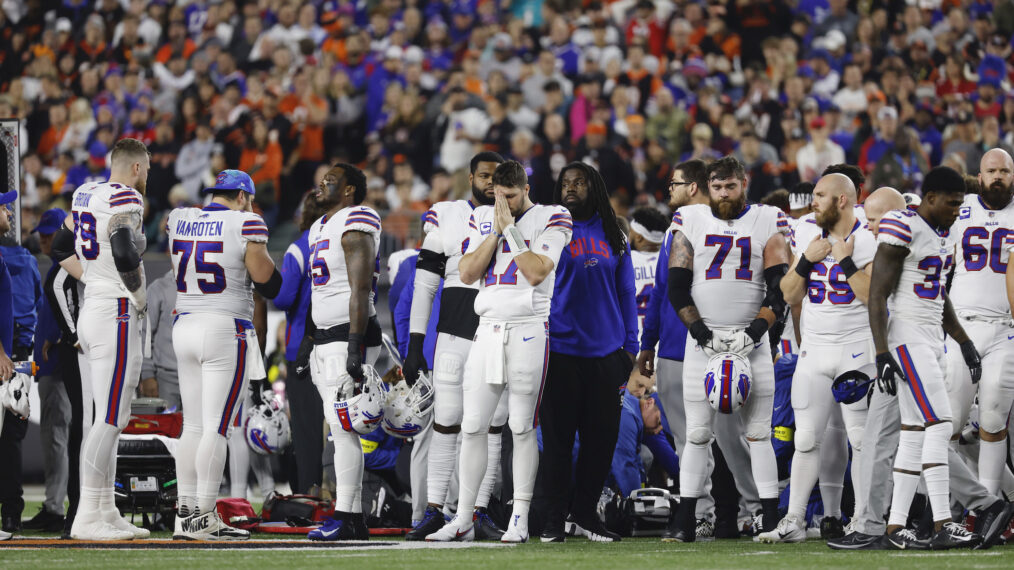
<box><xmin>5</xmin><ymin>501</ymin><xmax>1014</xmax><ymax>569</ymax></box>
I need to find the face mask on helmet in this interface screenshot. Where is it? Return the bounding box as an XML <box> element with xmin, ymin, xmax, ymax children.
<box><xmin>831</xmin><ymin>362</ymin><xmax>876</xmax><ymax>405</ymax></box>
<box><xmin>703</xmin><ymin>352</ymin><xmax>752</xmax><ymax>414</ymax></box>
<box><xmin>381</xmin><ymin>371</ymin><xmax>434</xmax><ymax>438</ymax></box>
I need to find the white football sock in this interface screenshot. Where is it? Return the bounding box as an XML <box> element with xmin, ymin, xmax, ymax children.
<box><xmin>332</xmin><ymin>426</ymin><xmax>365</xmax><ymax>513</ymax></box>
<box><xmin>427</xmin><ymin>430</ymin><xmax>458</xmax><ymax>507</ymax></box>
<box><xmin>819</xmin><ymin>423</ymin><xmax>847</xmax><ymax>518</ymax></box>
<box><xmin>81</xmin><ymin>423</ymin><xmax>120</xmax><ymax>504</ymax></box>
<box><xmin>787</xmin><ymin>447</ymin><xmax>820</xmax><ymax>520</ymax></box>
<box><xmin>512</xmin><ymin>429</ymin><xmax>538</xmax><ymax>503</ymax></box>
<box><xmin>887</xmin><ymin>430</ymin><xmax>923</xmax><ymax>527</ymax></box>
<box><xmin>476</xmin><ymin>430</ymin><xmax>502</xmax><ymax>510</ymax></box>
<box><xmin>196</xmin><ymin>430</ymin><xmax>229</xmax><ymax>515</ymax></box>
<box><xmin>748</xmin><ymin>438</ymin><xmax>779</xmax><ymax>499</ymax></box>
<box><xmin>227</xmin><ymin>430</ymin><xmax>250</xmax><ymax>499</ymax></box>
<box><xmin>456</xmin><ymin>431</ymin><xmax>488</xmax><ymax>517</ymax></box>
<box><xmin>979</xmin><ymin>438</ymin><xmax>1007</xmax><ymax>496</ymax></box>
<box><xmin>679</xmin><ymin>442</ymin><xmax>710</xmax><ymax>498</ymax></box>
<box><xmin>922</xmin><ymin>422</ymin><xmax>951</xmax><ymax>523</ymax></box>
<box><xmin>176</xmin><ymin>425</ymin><xmax>201</xmax><ymax>515</ymax></box>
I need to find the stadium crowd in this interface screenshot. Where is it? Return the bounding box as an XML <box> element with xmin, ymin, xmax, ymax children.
<box><xmin>2</xmin><ymin>0</ymin><xmax>1014</xmax><ymax>549</ymax></box>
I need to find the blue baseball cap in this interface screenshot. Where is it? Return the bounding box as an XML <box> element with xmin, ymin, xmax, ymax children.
<box><xmin>32</xmin><ymin>208</ymin><xmax>68</xmax><ymax>234</ymax></box>
<box><xmin>0</xmin><ymin>190</ymin><xmax>17</xmax><ymax>206</ymax></box>
<box><xmin>203</xmin><ymin>169</ymin><xmax>255</xmax><ymax>195</ymax></box>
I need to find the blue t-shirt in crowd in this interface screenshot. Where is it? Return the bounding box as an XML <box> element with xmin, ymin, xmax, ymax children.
<box><xmin>550</xmin><ymin>214</ymin><xmax>638</xmax><ymax>358</ymax></box>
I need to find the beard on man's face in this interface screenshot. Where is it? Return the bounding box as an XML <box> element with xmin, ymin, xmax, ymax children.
<box><xmin>981</xmin><ymin>179</ymin><xmax>1013</xmax><ymax>208</ymax></box>
<box><xmin>710</xmin><ymin>192</ymin><xmax>745</xmax><ymax>220</ymax></box>
<box><xmin>471</xmin><ymin>182</ymin><xmax>494</xmax><ymax>206</ymax></box>
<box><xmin>815</xmin><ymin>203</ymin><xmax>841</xmax><ymax>231</ymax></box>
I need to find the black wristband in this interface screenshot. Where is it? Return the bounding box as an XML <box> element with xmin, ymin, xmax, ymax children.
<box><xmin>746</xmin><ymin>317</ymin><xmax>769</xmax><ymax>343</ymax></box>
<box><xmin>794</xmin><ymin>256</ymin><xmax>815</xmax><ymax>278</ymax></box>
<box><xmin>347</xmin><ymin>332</ymin><xmax>364</xmax><ymax>353</ymax></box>
<box><xmin>253</xmin><ymin>268</ymin><xmax>283</xmax><ymax>299</ymax></box>
<box><xmin>688</xmin><ymin>320</ymin><xmax>711</xmax><ymax>345</ymax></box>
<box><xmin>838</xmin><ymin>256</ymin><xmax>859</xmax><ymax>278</ymax></box>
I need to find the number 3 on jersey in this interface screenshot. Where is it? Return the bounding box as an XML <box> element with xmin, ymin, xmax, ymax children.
<box><xmin>172</xmin><ymin>240</ymin><xmax>226</xmax><ymax>293</ymax></box>
<box><xmin>72</xmin><ymin>211</ymin><xmax>99</xmax><ymax>259</ymax></box>
<box><xmin>914</xmin><ymin>255</ymin><xmax>953</xmax><ymax>299</ymax></box>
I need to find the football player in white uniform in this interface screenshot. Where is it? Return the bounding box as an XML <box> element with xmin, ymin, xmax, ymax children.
<box><xmin>168</xmin><ymin>170</ymin><xmax>281</xmax><ymax>540</ymax></box>
<box><xmin>868</xmin><ymin>166</ymin><xmax>983</xmax><ymax>549</ymax></box>
<box><xmin>50</xmin><ymin>139</ymin><xmax>151</xmax><ymax>541</ymax></box>
<box><xmin>426</xmin><ymin>161</ymin><xmax>573</xmax><ymax>543</ymax></box>
<box><xmin>403</xmin><ymin>152</ymin><xmax>509</xmax><ymax>541</ymax></box>
<box><xmin>956</xmin><ymin>149</ymin><xmax>1014</xmax><ymax>495</ymax></box>
<box><xmin>759</xmin><ymin>173</ymin><xmax>875</xmax><ymax>543</ymax></box>
<box><xmin>305</xmin><ymin>163</ymin><xmax>384</xmax><ymax>541</ymax></box>
<box><xmin>662</xmin><ymin>157</ymin><xmax>791</xmax><ymax>542</ymax></box>
<box><xmin>629</xmin><ymin>207</ymin><xmax>667</xmax><ymax>342</ymax></box>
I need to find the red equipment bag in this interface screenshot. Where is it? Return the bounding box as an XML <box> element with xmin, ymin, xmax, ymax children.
<box><xmin>123</xmin><ymin>413</ymin><xmax>183</xmax><ymax>438</ymax></box>
<box><xmin>216</xmin><ymin>498</ymin><xmax>261</xmax><ymax>530</ymax></box>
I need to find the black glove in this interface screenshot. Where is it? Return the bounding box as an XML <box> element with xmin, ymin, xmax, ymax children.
<box><xmin>294</xmin><ymin>335</ymin><xmax>313</xmax><ymax>381</ymax></box>
<box><xmin>688</xmin><ymin>320</ymin><xmax>714</xmax><ymax>349</ymax></box>
<box><xmin>248</xmin><ymin>377</ymin><xmax>271</xmax><ymax>405</ymax></box>
<box><xmin>346</xmin><ymin>332</ymin><xmax>364</xmax><ymax>382</ymax></box>
<box><xmin>402</xmin><ymin>333</ymin><xmax>427</xmax><ymax>386</ymax></box>
<box><xmin>875</xmin><ymin>352</ymin><xmax>904</xmax><ymax>396</ymax></box>
<box><xmin>960</xmin><ymin>340</ymin><xmax>982</xmax><ymax>384</ymax></box>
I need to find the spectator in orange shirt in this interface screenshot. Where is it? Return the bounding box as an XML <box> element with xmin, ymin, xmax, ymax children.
<box><xmin>37</xmin><ymin>104</ymin><xmax>69</xmax><ymax>164</ymax></box>
<box><xmin>155</xmin><ymin>20</ymin><xmax>196</xmax><ymax>65</ymax></box>
<box><xmin>239</xmin><ymin>117</ymin><xmax>283</xmax><ymax>223</ymax></box>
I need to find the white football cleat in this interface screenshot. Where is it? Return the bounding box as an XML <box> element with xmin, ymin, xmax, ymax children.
<box><xmin>70</xmin><ymin>518</ymin><xmax>135</xmax><ymax>541</ymax></box>
<box><xmin>0</xmin><ymin>374</ymin><xmax>31</xmax><ymax>418</ymax></box>
<box><xmin>1</xmin><ymin>528</ymin><xmax>11</xmax><ymax>541</ymax></box>
<box><xmin>501</xmin><ymin>513</ymin><xmax>529</xmax><ymax>543</ymax></box>
<box><xmin>756</xmin><ymin>514</ymin><xmax>806</xmax><ymax>544</ymax></box>
<box><xmin>105</xmin><ymin>511</ymin><xmax>150</xmax><ymax>539</ymax></box>
<box><xmin>425</xmin><ymin>515</ymin><xmax>474</xmax><ymax>542</ymax></box>
<box><xmin>175</xmin><ymin>510</ymin><xmax>249</xmax><ymax>541</ymax></box>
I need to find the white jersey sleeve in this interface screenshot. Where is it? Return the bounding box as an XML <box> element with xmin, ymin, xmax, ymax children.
<box><xmin>168</xmin><ymin>206</ymin><xmax>266</xmax><ymax>321</ymax></box>
<box><xmin>471</xmin><ymin>205</ymin><xmax>573</xmax><ymax>321</ymax></box>
<box><xmin>421</xmin><ymin>200</ymin><xmax>478</xmax><ymax>289</ymax></box>
<box><xmin>630</xmin><ymin>249</ymin><xmax>659</xmax><ymax>343</ymax></box>
<box><xmin>878</xmin><ymin>209</ymin><xmax>954</xmax><ymax>326</ymax></box>
<box><xmin>948</xmin><ymin>194</ymin><xmax>1014</xmax><ymax>319</ymax></box>
<box><xmin>309</xmin><ymin>206</ymin><xmax>382</xmax><ymax>328</ymax></box>
<box><xmin>70</xmin><ymin>181</ymin><xmax>146</xmax><ymax>299</ymax></box>
<box><xmin>679</xmin><ymin>204</ymin><xmax>780</xmax><ymax>330</ymax></box>
<box><xmin>794</xmin><ymin>219</ymin><xmax>877</xmax><ymax>344</ymax></box>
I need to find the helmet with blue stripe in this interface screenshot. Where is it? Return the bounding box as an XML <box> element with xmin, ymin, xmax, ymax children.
<box><xmin>704</xmin><ymin>352</ymin><xmax>752</xmax><ymax>414</ymax></box>
<box><xmin>381</xmin><ymin>371</ymin><xmax>434</xmax><ymax>439</ymax></box>
<box><xmin>244</xmin><ymin>393</ymin><xmax>291</xmax><ymax>455</ymax></box>
<box><xmin>334</xmin><ymin>364</ymin><xmax>388</xmax><ymax>435</ymax></box>
<box><xmin>831</xmin><ymin>362</ymin><xmax>875</xmax><ymax>405</ymax></box>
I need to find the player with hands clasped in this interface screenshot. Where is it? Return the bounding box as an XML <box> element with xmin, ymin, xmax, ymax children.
<box><xmin>51</xmin><ymin>139</ymin><xmax>151</xmax><ymax>541</ymax></box>
<box><xmin>168</xmin><ymin>170</ymin><xmax>281</xmax><ymax>540</ymax></box>
<box><xmin>305</xmin><ymin>163</ymin><xmax>384</xmax><ymax>541</ymax></box>
<box><xmin>757</xmin><ymin>173</ymin><xmax>875</xmax><ymax>543</ymax></box>
<box><xmin>867</xmin><ymin>166</ymin><xmax>983</xmax><ymax>550</ymax></box>
<box><xmin>403</xmin><ymin>152</ymin><xmax>509</xmax><ymax>541</ymax></box>
<box><xmin>662</xmin><ymin>157</ymin><xmax>791</xmax><ymax>542</ymax></box>
<box><xmin>426</xmin><ymin>161</ymin><xmax>573</xmax><ymax>543</ymax></box>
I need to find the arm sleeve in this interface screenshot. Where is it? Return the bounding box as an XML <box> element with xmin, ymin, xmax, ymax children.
<box><xmin>616</xmin><ymin>245</ymin><xmax>639</xmax><ymax>354</ymax></box>
<box><xmin>639</xmin><ymin>234</ymin><xmax>669</xmax><ymax>352</ymax></box>
<box><xmin>611</xmin><ymin>401</ymin><xmax>645</xmax><ymax>497</ymax></box>
<box><xmin>409</xmin><ymin>230</ymin><xmax>445</xmax><ymax>336</ymax></box>
<box><xmin>52</xmin><ymin>269</ymin><xmax>77</xmax><ymax>335</ymax></box>
<box><xmin>241</xmin><ymin>213</ymin><xmax>270</xmax><ymax>244</ymax></box>
<box><xmin>273</xmin><ymin>243</ymin><xmax>305</xmax><ymax>311</ymax></box>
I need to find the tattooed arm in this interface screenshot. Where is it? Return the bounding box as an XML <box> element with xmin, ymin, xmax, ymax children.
<box><xmin>109</xmin><ymin>211</ymin><xmax>146</xmax><ymax>310</ymax></box>
<box><xmin>666</xmin><ymin>230</ymin><xmax>717</xmax><ymax>353</ymax></box>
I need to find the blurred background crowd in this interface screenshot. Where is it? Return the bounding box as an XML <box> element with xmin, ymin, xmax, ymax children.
<box><xmin>4</xmin><ymin>0</ymin><xmax>1014</xmax><ymax>255</ymax></box>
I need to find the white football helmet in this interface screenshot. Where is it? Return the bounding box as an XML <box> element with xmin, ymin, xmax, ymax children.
<box><xmin>244</xmin><ymin>393</ymin><xmax>291</xmax><ymax>455</ymax></box>
<box><xmin>703</xmin><ymin>352</ymin><xmax>752</xmax><ymax>414</ymax></box>
<box><xmin>334</xmin><ymin>364</ymin><xmax>388</xmax><ymax>435</ymax></box>
<box><xmin>381</xmin><ymin>371</ymin><xmax>434</xmax><ymax>439</ymax></box>
<box><xmin>1</xmin><ymin>373</ymin><xmax>32</xmax><ymax>419</ymax></box>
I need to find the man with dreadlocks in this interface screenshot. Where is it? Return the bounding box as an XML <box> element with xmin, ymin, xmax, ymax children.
<box><xmin>538</xmin><ymin>162</ymin><xmax>639</xmax><ymax>543</ymax></box>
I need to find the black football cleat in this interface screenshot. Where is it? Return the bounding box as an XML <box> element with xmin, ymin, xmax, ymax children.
<box><xmin>885</xmin><ymin>528</ymin><xmax>930</xmax><ymax>550</ymax></box>
<box><xmin>352</xmin><ymin>513</ymin><xmax>369</xmax><ymax>540</ymax></box>
<box><xmin>473</xmin><ymin>508</ymin><xmax>505</xmax><ymax>541</ymax></box>
<box><xmin>573</xmin><ymin>515</ymin><xmax>620</xmax><ymax>543</ymax></box>
<box><xmin>976</xmin><ymin>500</ymin><xmax>1014</xmax><ymax>549</ymax></box>
<box><xmin>820</xmin><ymin>516</ymin><xmax>845</xmax><ymax>540</ymax></box>
<box><xmin>930</xmin><ymin>522</ymin><xmax>981</xmax><ymax>550</ymax></box>
<box><xmin>405</xmin><ymin>506</ymin><xmax>447</xmax><ymax>541</ymax></box>
<box><xmin>827</xmin><ymin>531</ymin><xmax>887</xmax><ymax>550</ymax></box>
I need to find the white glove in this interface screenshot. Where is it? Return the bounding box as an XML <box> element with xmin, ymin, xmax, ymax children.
<box><xmin>721</xmin><ymin>329</ymin><xmax>758</xmax><ymax>358</ymax></box>
<box><xmin>1</xmin><ymin>374</ymin><xmax>31</xmax><ymax>419</ymax></box>
<box><xmin>699</xmin><ymin>337</ymin><xmax>723</xmax><ymax>359</ymax></box>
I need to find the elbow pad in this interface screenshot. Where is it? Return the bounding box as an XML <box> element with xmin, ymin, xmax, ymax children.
<box><xmin>667</xmin><ymin>267</ymin><xmax>695</xmax><ymax>313</ymax></box>
<box><xmin>763</xmin><ymin>264</ymin><xmax>789</xmax><ymax>317</ymax></box>
<box><xmin>416</xmin><ymin>248</ymin><xmax>447</xmax><ymax>277</ymax></box>
<box><xmin>110</xmin><ymin>227</ymin><xmax>141</xmax><ymax>272</ymax></box>
<box><xmin>254</xmin><ymin>268</ymin><xmax>283</xmax><ymax>299</ymax></box>
<box><xmin>52</xmin><ymin>225</ymin><xmax>77</xmax><ymax>262</ymax></box>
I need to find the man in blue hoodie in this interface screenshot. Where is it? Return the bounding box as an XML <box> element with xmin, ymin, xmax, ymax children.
<box><xmin>539</xmin><ymin>163</ymin><xmax>638</xmax><ymax>543</ymax></box>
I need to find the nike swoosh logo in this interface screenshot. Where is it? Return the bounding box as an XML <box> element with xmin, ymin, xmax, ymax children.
<box><xmin>523</xmin><ymin>336</ymin><xmax>535</xmax><ymax>342</ymax></box>
<box><xmin>320</xmin><ymin>527</ymin><xmax>338</xmax><ymax>538</ymax></box>
<box><xmin>456</xmin><ymin>530</ymin><xmax>469</xmax><ymax>538</ymax></box>
<box><xmin>852</xmin><ymin>352</ymin><xmax>864</xmax><ymax>358</ymax></box>
<box><xmin>1008</xmin><ymin>335</ymin><xmax>1014</xmax><ymax>340</ymax></box>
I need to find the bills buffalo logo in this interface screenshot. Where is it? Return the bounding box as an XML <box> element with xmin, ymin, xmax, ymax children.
<box><xmin>116</xmin><ymin>312</ymin><xmax>131</xmax><ymax>323</ymax></box>
<box><xmin>584</xmin><ymin>258</ymin><xmax>599</xmax><ymax>268</ymax></box>
<box><xmin>217</xmin><ymin>172</ymin><xmax>228</xmax><ymax>185</ymax></box>
<box><xmin>249</xmin><ymin>428</ymin><xmax>274</xmax><ymax>452</ymax></box>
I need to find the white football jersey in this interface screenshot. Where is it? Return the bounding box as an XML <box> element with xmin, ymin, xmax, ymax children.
<box><xmin>631</xmin><ymin>249</ymin><xmax>658</xmax><ymax>342</ymax></box>
<box><xmin>792</xmin><ymin>218</ymin><xmax>877</xmax><ymax>344</ymax></box>
<box><xmin>70</xmin><ymin>181</ymin><xmax>146</xmax><ymax>299</ymax></box>
<box><xmin>949</xmin><ymin>194</ymin><xmax>1014</xmax><ymax>319</ymax></box>
<box><xmin>308</xmin><ymin>205</ymin><xmax>382</xmax><ymax>328</ymax></box>
<box><xmin>465</xmin><ymin>204</ymin><xmax>573</xmax><ymax>320</ymax></box>
<box><xmin>420</xmin><ymin>200</ymin><xmax>481</xmax><ymax>290</ymax></box>
<box><xmin>671</xmin><ymin>204</ymin><xmax>789</xmax><ymax>330</ymax></box>
<box><xmin>877</xmin><ymin>209</ymin><xmax>955</xmax><ymax>327</ymax></box>
<box><xmin>167</xmin><ymin>204</ymin><xmax>268</xmax><ymax>321</ymax></box>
